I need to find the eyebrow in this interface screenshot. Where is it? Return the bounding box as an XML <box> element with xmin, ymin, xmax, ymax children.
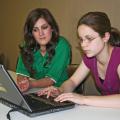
<box><xmin>79</xmin><ymin>35</ymin><xmax>94</xmax><ymax>38</ymax></box>
<box><xmin>85</xmin><ymin>35</ymin><xmax>95</xmax><ymax>37</ymax></box>
<box><xmin>34</xmin><ymin>23</ymin><xmax>49</xmax><ymax>27</ymax></box>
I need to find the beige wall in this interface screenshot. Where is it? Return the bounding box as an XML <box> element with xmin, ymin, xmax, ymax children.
<box><xmin>1</xmin><ymin>0</ymin><xmax>120</xmax><ymax>94</ymax></box>
<box><xmin>1</xmin><ymin>0</ymin><xmax>120</xmax><ymax>70</ymax></box>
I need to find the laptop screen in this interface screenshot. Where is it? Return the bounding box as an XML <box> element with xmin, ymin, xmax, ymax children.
<box><xmin>0</xmin><ymin>64</ymin><xmax>31</xmax><ymax>111</ymax></box>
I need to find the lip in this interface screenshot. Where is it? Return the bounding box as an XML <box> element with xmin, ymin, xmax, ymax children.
<box><xmin>38</xmin><ymin>37</ymin><xmax>47</xmax><ymax>41</ymax></box>
<box><xmin>83</xmin><ymin>49</ymin><xmax>90</xmax><ymax>54</ymax></box>
<box><xmin>84</xmin><ymin>51</ymin><xmax>93</xmax><ymax>57</ymax></box>
<box><xmin>40</xmin><ymin>37</ymin><xmax>46</xmax><ymax>39</ymax></box>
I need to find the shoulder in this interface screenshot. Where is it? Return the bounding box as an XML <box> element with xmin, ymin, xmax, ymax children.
<box><xmin>57</xmin><ymin>36</ymin><xmax>71</xmax><ymax>47</ymax></box>
<box><xmin>114</xmin><ymin>47</ymin><xmax>120</xmax><ymax>53</ymax></box>
<box><xmin>58</xmin><ymin>36</ymin><xmax>70</xmax><ymax>45</ymax></box>
<box><xmin>114</xmin><ymin>47</ymin><xmax>120</xmax><ymax>78</ymax></box>
<box><xmin>113</xmin><ymin>47</ymin><xmax>120</xmax><ymax>60</ymax></box>
<box><xmin>83</xmin><ymin>55</ymin><xmax>96</xmax><ymax>68</ymax></box>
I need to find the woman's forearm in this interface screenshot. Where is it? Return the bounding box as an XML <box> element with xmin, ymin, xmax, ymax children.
<box><xmin>59</xmin><ymin>79</ymin><xmax>77</xmax><ymax>93</ymax></box>
<box><xmin>83</xmin><ymin>94</ymin><xmax>120</xmax><ymax>108</ymax></box>
<box><xmin>30</xmin><ymin>78</ymin><xmax>54</xmax><ymax>88</ymax></box>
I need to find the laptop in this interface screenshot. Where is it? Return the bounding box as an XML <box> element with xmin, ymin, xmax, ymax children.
<box><xmin>0</xmin><ymin>64</ymin><xmax>75</xmax><ymax>117</ymax></box>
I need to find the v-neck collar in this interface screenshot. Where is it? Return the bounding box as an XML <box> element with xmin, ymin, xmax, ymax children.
<box><xmin>95</xmin><ymin>47</ymin><xmax>115</xmax><ymax>87</ymax></box>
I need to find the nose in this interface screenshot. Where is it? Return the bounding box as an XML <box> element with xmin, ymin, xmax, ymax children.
<box><xmin>38</xmin><ymin>29</ymin><xmax>44</xmax><ymax>36</ymax></box>
<box><xmin>80</xmin><ymin>40</ymin><xmax>89</xmax><ymax>48</ymax></box>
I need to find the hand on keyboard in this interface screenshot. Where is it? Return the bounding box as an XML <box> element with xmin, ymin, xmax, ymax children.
<box><xmin>30</xmin><ymin>93</ymin><xmax>70</xmax><ymax>106</ymax></box>
<box><xmin>37</xmin><ymin>86</ymin><xmax>61</xmax><ymax>98</ymax></box>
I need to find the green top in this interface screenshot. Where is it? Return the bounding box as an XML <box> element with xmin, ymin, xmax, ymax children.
<box><xmin>16</xmin><ymin>36</ymin><xmax>71</xmax><ymax>87</ymax></box>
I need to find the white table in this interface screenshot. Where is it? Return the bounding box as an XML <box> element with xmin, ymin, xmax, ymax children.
<box><xmin>0</xmin><ymin>103</ymin><xmax>120</xmax><ymax>120</ymax></box>
<box><xmin>1</xmin><ymin>70</ymin><xmax>120</xmax><ymax>120</ymax></box>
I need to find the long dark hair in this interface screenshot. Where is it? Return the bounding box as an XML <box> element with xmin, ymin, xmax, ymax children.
<box><xmin>19</xmin><ymin>8</ymin><xmax>59</xmax><ymax>77</ymax></box>
<box><xmin>77</xmin><ymin>11</ymin><xmax>120</xmax><ymax>47</ymax></box>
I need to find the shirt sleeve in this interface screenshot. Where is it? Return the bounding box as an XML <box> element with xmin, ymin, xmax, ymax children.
<box><xmin>83</xmin><ymin>55</ymin><xmax>91</xmax><ymax>69</ymax></box>
<box><xmin>83</xmin><ymin>55</ymin><xmax>96</xmax><ymax>70</ymax></box>
<box><xmin>16</xmin><ymin>55</ymin><xmax>30</xmax><ymax>77</ymax></box>
<box><xmin>45</xmin><ymin>37</ymin><xmax>71</xmax><ymax>82</ymax></box>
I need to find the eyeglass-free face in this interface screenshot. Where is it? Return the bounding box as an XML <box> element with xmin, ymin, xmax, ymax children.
<box><xmin>32</xmin><ymin>18</ymin><xmax>53</xmax><ymax>47</ymax></box>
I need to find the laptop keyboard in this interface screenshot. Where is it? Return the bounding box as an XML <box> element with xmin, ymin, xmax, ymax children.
<box><xmin>24</xmin><ymin>94</ymin><xmax>53</xmax><ymax>111</ymax></box>
<box><xmin>28</xmin><ymin>93</ymin><xmax>72</xmax><ymax>107</ymax></box>
<box><xmin>23</xmin><ymin>93</ymin><xmax>75</xmax><ymax>115</ymax></box>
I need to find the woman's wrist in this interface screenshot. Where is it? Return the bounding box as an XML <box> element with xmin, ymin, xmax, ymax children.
<box><xmin>81</xmin><ymin>96</ymin><xmax>88</xmax><ymax>105</ymax></box>
<box><xmin>30</xmin><ymin>81</ymin><xmax>37</xmax><ymax>88</ymax></box>
<box><xmin>58</xmin><ymin>87</ymin><xmax>64</xmax><ymax>94</ymax></box>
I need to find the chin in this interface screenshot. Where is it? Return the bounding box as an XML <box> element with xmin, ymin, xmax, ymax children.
<box><xmin>38</xmin><ymin>41</ymin><xmax>49</xmax><ymax>46</ymax></box>
<box><xmin>86</xmin><ymin>54</ymin><xmax>94</xmax><ymax>58</ymax></box>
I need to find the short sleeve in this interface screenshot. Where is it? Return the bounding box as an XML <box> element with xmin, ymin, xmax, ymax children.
<box><xmin>83</xmin><ymin>55</ymin><xmax>95</xmax><ymax>70</ymax></box>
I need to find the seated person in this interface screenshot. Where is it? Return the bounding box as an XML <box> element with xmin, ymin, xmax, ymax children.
<box><xmin>38</xmin><ymin>11</ymin><xmax>120</xmax><ymax>108</ymax></box>
<box><xmin>16</xmin><ymin>8</ymin><xmax>71</xmax><ymax>92</ymax></box>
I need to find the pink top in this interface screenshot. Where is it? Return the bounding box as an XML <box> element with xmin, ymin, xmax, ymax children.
<box><xmin>83</xmin><ymin>47</ymin><xmax>120</xmax><ymax>95</ymax></box>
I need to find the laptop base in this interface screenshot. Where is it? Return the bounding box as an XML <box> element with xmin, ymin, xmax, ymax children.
<box><xmin>0</xmin><ymin>98</ymin><xmax>74</xmax><ymax>117</ymax></box>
